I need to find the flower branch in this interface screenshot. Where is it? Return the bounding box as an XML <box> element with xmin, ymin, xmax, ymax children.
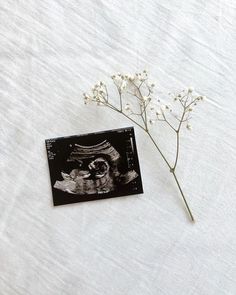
<box><xmin>83</xmin><ymin>71</ymin><xmax>205</xmax><ymax>222</ymax></box>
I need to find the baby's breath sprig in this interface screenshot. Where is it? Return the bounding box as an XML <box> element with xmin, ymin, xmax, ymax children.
<box><xmin>83</xmin><ymin>70</ymin><xmax>205</xmax><ymax>222</ymax></box>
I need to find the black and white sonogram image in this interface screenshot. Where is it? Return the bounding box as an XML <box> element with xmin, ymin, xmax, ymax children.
<box><xmin>45</xmin><ymin>127</ymin><xmax>143</xmax><ymax>206</ymax></box>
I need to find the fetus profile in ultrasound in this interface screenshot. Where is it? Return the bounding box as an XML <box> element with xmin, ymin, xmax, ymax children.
<box><xmin>46</xmin><ymin>127</ymin><xmax>143</xmax><ymax>206</ymax></box>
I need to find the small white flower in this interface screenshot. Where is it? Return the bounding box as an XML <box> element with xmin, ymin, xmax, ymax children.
<box><xmin>142</xmin><ymin>96</ymin><xmax>149</xmax><ymax>102</ymax></box>
<box><xmin>121</xmin><ymin>81</ymin><xmax>127</xmax><ymax>90</ymax></box>
<box><xmin>124</xmin><ymin>103</ymin><xmax>131</xmax><ymax>110</ymax></box>
<box><xmin>188</xmin><ymin>87</ymin><xmax>194</xmax><ymax>93</ymax></box>
<box><xmin>128</xmin><ymin>75</ymin><xmax>135</xmax><ymax>81</ymax></box>
<box><xmin>114</xmin><ymin>75</ymin><xmax>121</xmax><ymax>82</ymax></box>
<box><xmin>201</xmin><ymin>96</ymin><xmax>206</xmax><ymax>100</ymax></box>
<box><xmin>186</xmin><ymin>124</ymin><xmax>192</xmax><ymax>130</ymax></box>
<box><xmin>83</xmin><ymin>93</ymin><xmax>92</xmax><ymax>104</ymax></box>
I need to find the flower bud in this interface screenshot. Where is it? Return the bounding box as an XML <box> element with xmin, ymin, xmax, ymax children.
<box><xmin>124</xmin><ymin>103</ymin><xmax>131</xmax><ymax>110</ymax></box>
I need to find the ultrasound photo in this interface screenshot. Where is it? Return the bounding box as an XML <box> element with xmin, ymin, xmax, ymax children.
<box><xmin>45</xmin><ymin>127</ymin><xmax>143</xmax><ymax>206</ymax></box>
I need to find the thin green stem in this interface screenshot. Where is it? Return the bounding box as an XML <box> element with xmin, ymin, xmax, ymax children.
<box><xmin>172</xmin><ymin>98</ymin><xmax>187</xmax><ymax>170</ymax></box>
<box><xmin>173</xmin><ymin>131</ymin><xmax>180</xmax><ymax>171</ymax></box>
<box><xmin>132</xmin><ymin>81</ymin><xmax>148</xmax><ymax>130</ymax></box>
<box><xmin>148</xmin><ymin>132</ymin><xmax>194</xmax><ymax>222</ymax></box>
<box><xmin>147</xmin><ymin>132</ymin><xmax>171</xmax><ymax>169</ymax></box>
<box><xmin>161</xmin><ymin>110</ymin><xmax>177</xmax><ymax>132</ymax></box>
<box><xmin>172</xmin><ymin>171</ymin><xmax>195</xmax><ymax>222</ymax></box>
<box><xmin>119</xmin><ymin>90</ymin><xmax>123</xmax><ymax>111</ymax></box>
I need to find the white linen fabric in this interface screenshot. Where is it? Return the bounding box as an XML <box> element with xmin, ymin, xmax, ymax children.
<box><xmin>1</xmin><ymin>1</ymin><xmax>236</xmax><ymax>294</ymax></box>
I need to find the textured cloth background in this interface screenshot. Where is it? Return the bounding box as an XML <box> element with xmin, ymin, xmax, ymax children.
<box><xmin>1</xmin><ymin>1</ymin><xmax>236</xmax><ymax>294</ymax></box>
